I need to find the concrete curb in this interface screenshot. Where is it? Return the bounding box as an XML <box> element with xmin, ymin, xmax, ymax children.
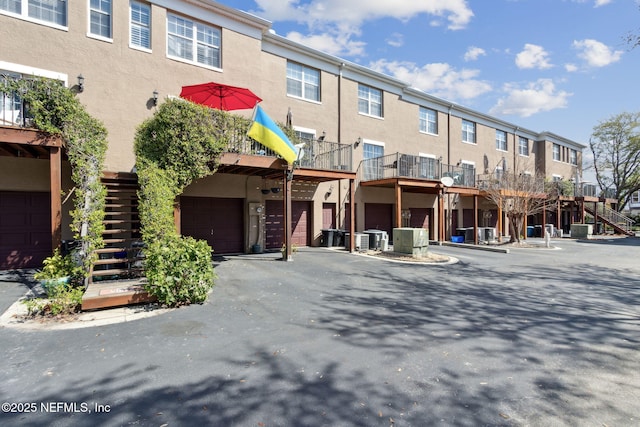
<box><xmin>0</xmin><ymin>296</ymin><xmax>171</xmax><ymax>331</ymax></box>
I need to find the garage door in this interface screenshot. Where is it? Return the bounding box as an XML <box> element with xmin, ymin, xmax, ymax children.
<box><xmin>410</xmin><ymin>207</ymin><xmax>433</xmax><ymax>237</ymax></box>
<box><xmin>180</xmin><ymin>197</ymin><xmax>244</xmax><ymax>254</ymax></box>
<box><xmin>265</xmin><ymin>200</ymin><xmax>311</xmax><ymax>250</ymax></box>
<box><xmin>0</xmin><ymin>191</ymin><xmax>51</xmax><ymax>269</ymax></box>
<box><xmin>364</xmin><ymin>203</ymin><xmax>393</xmax><ymax>237</ymax></box>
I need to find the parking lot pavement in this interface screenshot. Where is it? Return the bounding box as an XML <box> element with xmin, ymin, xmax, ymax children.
<box><xmin>1</xmin><ymin>239</ymin><xmax>639</xmax><ymax>426</ymax></box>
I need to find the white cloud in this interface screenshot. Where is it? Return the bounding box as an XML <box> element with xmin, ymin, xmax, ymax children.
<box><xmin>370</xmin><ymin>59</ymin><xmax>492</xmax><ymax>101</ymax></box>
<box><xmin>572</xmin><ymin>39</ymin><xmax>623</xmax><ymax>68</ymax></box>
<box><xmin>490</xmin><ymin>79</ymin><xmax>571</xmax><ymax>117</ymax></box>
<box><xmin>254</xmin><ymin>0</ymin><xmax>474</xmax><ymax>30</ymax></box>
<box><xmin>254</xmin><ymin>0</ymin><xmax>474</xmax><ymax>57</ymax></box>
<box><xmin>286</xmin><ymin>31</ymin><xmax>366</xmax><ymax>56</ymax></box>
<box><xmin>564</xmin><ymin>63</ymin><xmax>578</xmax><ymax>72</ymax></box>
<box><xmin>464</xmin><ymin>46</ymin><xmax>486</xmax><ymax>62</ymax></box>
<box><xmin>570</xmin><ymin>0</ymin><xmax>613</xmax><ymax>7</ymax></box>
<box><xmin>515</xmin><ymin>44</ymin><xmax>553</xmax><ymax>70</ymax></box>
<box><xmin>386</xmin><ymin>32</ymin><xmax>404</xmax><ymax>48</ymax></box>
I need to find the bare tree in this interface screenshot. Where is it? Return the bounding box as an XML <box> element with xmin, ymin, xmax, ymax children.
<box><xmin>589</xmin><ymin>112</ymin><xmax>640</xmax><ymax>210</ymax></box>
<box><xmin>481</xmin><ymin>162</ymin><xmax>552</xmax><ymax>244</ymax></box>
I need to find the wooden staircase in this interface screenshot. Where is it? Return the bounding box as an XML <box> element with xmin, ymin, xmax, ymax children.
<box><xmin>584</xmin><ymin>203</ymin><xmax>635</xmax><ymax>236</ymax></box>
<box><xmin>82</xmin><ymin>172</ymin><xmax>154</xmax><ymax>310</ymax></box>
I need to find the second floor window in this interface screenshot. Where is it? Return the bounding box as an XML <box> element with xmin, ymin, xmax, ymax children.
<box><xmin>519</xmin><ymin>137</ymin><xmax>529</xmax><ymax>156</ymax></box>
<box><xmin>1</xmin><ymin>0</ymin><xmax>67</xmax><ymax>26</ymax></box>
<box><xmin>462</xmin><ymin>120</ymin><xmax>476</xmax><ymax>144</ymax></box>
<box><xmin>89</xmin><ymin>0</ymin><xmax>112</xmax><ymax>39</ymax></box>
<box><xmin>419</xmin><ymin>107</ymin><xmax>437</xmax><ymax>134</ymax></box>
<box><xmin>553</xmin><ymin>143</ymin><xmax>561</xmax><ymax>161</ymax></box>
<box><xmin>168</xmin><ymin>15</ymin><xmax>221</xmax><ymax>68</ymax></box>
<box><xmin>569</xmin><ymin>149</ymin><xmax>577</xmax><ymax>165</ymax></box>
<box><xmin>496</xmin><ymin>130</ymin><xmax>507</xmax><ymax>151</ymax></box>
<box><xmin>358</xmin><ymin>84</ymin><xmax>382</xmax><ymax>117</ymax></box>
<box><xmin>130</xmin><ymin>1</ymin><xmax>151</xmax><ymax>50</ymax></box>
<box><xmin>286</xmin><ymin>62</ymin><xmax>320</xmax><ymax>102</ymax></box>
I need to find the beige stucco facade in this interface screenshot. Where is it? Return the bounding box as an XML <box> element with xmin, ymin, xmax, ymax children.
<box><xmin>1</xmin><ymin>0</ymin><xmax>587</xmax><ymax>260</ymax></box>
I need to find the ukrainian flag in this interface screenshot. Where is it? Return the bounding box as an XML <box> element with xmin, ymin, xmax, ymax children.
<box><xmin>247</xmin><ymin>105</ymin><xmax>298</xmax><ymax>164</ymax></box>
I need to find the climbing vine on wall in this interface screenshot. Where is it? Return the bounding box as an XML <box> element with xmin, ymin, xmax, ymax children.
<box><xmin>1</xmin><ymin>77</ymin><xmax>107</xmax><ymax>281</ymax></box>
<box><xmin>134</xmin><ymin>98</ymin><xmax>230</xmax><ymax>305</ymax></box>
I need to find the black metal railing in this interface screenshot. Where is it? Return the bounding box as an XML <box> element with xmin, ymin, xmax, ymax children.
<box><xmin>477</xmin><ymin>172</ymin><xmax>545</xmax><ymax>193</ymax></box>
<box><xmin>225</xmin><ymin>130</ymin><xmax>352</xmax><ymax>172</ymax></box>
<box><xmin>358</xmin><ymin>152</ymin><xmax>476</xmax><ymax>187</ymax></box>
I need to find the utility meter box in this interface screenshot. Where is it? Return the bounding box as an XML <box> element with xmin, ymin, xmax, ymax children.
<box><xmin>393</xmin><ymin>228</ymin><xmax>429</xmax><ymax>256</ymax></box>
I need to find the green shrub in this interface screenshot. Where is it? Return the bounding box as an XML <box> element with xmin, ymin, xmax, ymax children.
<box><xmin>33</xmin><ymin>250</ymin><xmax>82</xmax><ymax>291</ymax></box>
<box><xmin>23</xmin><ymin>283</ymin><xmax>84</xmax><ymax>317</ymax></box>
<box><xmin>143</xmin><ymin>236</ymin><xmax>215</xmax><ymax>306</ymax></box>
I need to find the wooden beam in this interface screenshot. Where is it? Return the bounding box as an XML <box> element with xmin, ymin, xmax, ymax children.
<box><xmin>174</xmin><ymin>196</ymin><xmax>181</xmax><ymax>234</ymax></box>
<box><xmin>395</xmin><ymin>182</ymin><xmax>402</xmax><ymax>228</ymax></box>
<box><xmin>50</xmin><ymin>146</ymin><xmax>62</xmax><ymax>251</ymax></box>
<box><xmin>473</xmin><ymin>195</ymin><xmax>479</xmax><ymax>245</ymax></box>
<box><xmin>284</xmin><ymin>169</ymin><xmax>292</xmax><ymax>261</ymax></box>
<box><xmin>0</xmin><ymin>126</ymin><xmax>62</xmax><ymax>147</ymax></box>
<box><xmin>349</xmin><ymin>179</ymin><xmax>355</xmax><ymax>253</ymax></box>
<box><xmin>438</xmin><ymin>189</ymin><xmax>444</xmax><ymax>242</ymax></box>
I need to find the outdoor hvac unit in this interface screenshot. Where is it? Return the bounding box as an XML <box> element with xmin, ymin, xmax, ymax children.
<box><xmin>483</xmin><ymin>227</ymin><xmax>496</xmax><ymax>242</ymax></box>
<box><xmin>354</xmin><ymin>233</ymin><xmax>370</xmax><ymax>251</ymax></box>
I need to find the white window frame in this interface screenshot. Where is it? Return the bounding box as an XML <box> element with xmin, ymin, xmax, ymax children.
<box><xmin>552</xmin><ymin>143</ymin><xmax>561</xmax><ymax>161</ymax></box>
<box><xmin>552</xmin><ymin>174</ymin><xmax>562</xmax><ymax>182</ymax></box>
<box><xmin>0</xmin><ymin>0</ymin><xmax>68</xmax><ymax>30</ymax></box>
<box><xmin>462</xmin><ymin>120</ymin><xmax>476</xmax><ymax>144</ymax></box>
<box><xmin>460</xmin><ymin>160</ymin><xmax>476</xmax><ymax>186</ymax></box>
<box><xmin>286</xmin><ymin>61</ymin><xmax>320</xmax><ymax>103</ymax></box>
<box><xmin>518</xmin><ymin>136</ymin><xmax>529</xmax><ymax>156</ymax></box>
<box><xmin>419</xmin><ymin>107</ymin><xmax>437</xmax><ymax>135</ymax></box>
<box><xmin>496</xmin><ymin>130</ymin><xmax>507</xmax><ymax>152</ymax></box>
<box><xmin>362</xmin><ymin>139</ymin><xmax>385</xmax><ymax>180</ymax></box>
<box><xmin>358</xmin><ymin>84</ymin><xmax>383</xmax><ymax>118</ymax></box>
<box><xmin>167</xmin><ymin>14</ymin><xmax>221</xmax><ymax>70</ymax></box>
<box><xmin>88</xmin><ymin>0</ymin><xmax>112</xmax><ymax>41</ymax></box>
<box><xmin>418</xmin><ymin>153</ymin><xmax>437</xmax><ymax>179</ymax></box>
<box><xmin>569</xmin><ymin>148</ymin><xmax>577</xmax><ymax>165</ymax></box>
<box><xmin>130</xmin><ymin>0</ymin><xmax>151</xmax><ymax>52</ymax></box>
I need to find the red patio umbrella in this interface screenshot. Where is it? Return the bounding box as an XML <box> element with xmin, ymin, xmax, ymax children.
<box><xmin>180</xmin><ymin>82</ymin><xmax>262</xmax><ymax>111</ymax></box>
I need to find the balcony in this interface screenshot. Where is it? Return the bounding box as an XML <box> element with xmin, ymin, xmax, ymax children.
<box><xmin>477</xmin><ymin>172</ymin><xmax>546</xmax><ymax>194</ymax></box>
<box><xmin>359</xmin><ymin>152</ymin><xmax>476</xmax><ymax>187</ymax></box>
<box><xmin>223</xmin><ymin>128</ymin><xmax>352</xmax><ymax>172</ymax></box>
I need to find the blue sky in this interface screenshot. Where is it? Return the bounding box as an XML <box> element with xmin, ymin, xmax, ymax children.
<box><xmin>217</xmin><ymin>0</ymin><xmax>639</xmax><ymax>154</ymax></box>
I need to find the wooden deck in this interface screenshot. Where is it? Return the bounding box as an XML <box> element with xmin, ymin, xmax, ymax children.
<box><xmin>82</xmin><ymin>279</ymin><xmax>156</xmax><ymax>311</ymax></box>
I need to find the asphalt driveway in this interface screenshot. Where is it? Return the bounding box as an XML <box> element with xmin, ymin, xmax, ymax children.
<box><xmin>0</xmin><ymin>238</ymin><xmax>639</xmax><ymax>426</ymax></box>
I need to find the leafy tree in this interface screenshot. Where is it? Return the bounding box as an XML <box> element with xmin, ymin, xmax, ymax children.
<box><xmin>589</xmin><ymin>112</ymin><xmax>640</xmax><ymax>211</ymax></box>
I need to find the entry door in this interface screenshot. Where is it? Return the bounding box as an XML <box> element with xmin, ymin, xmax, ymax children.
<box><xmin>322</xmin><ymin>203</ymin><xmax>336</xmax><ymax>229</ymax></box>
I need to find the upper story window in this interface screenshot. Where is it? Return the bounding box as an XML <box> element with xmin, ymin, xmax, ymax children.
<box><xmin>358</xmin><ymin>84</ymin><xmax>382</xmax><ymax>118</ymax></box>
<box><xmin>130</xmin><ymin>1</ymin><xmax>151</xmax><ymax>50</ymax></box>
<box><xmin>631</xmin><ymin>191</ymin><xmax>640</xmax><ymax>204</ymax></box>
<box><xmin>462</xmin><ymin>119</ymin><xmax>476</xmax><ymax>144</ymax></box>
<box><xmin>89</xmin><ymin>0</ymin><xmax>112</xmax><ymax>39</ymax></box>
<box><xmin>496</xmin><ymin>130</ymin><xmax>507</xmax><ymax>151</ymax></box>
<box><xmin>552</xmin><ymin>143</ymin><xmax>561</xmax><ymax>161</ymax></box>
<box><xmin>419</xmin><ymin>107</ymin><xmax>437</xmax><ymax>134</ymax></box>
<box><xmin>519</xmin><ymin>136</ymin><xmax>529</xmax><ymax>156</ymax></box>
<box><xmin>167</xmin><ymin>14</ymin><xmax>221</xmax><ymax>69</ymax></box>
<box><xmin>286</xmin><ymin>62</ymin><xmax>320</xmax><ymax>102</ymax></box>
<box><xmin>569</xmin><ymin>148</ymin><xmax>577</xmax><ymax>165</ymax></box>
<box><xmin>1</xmin><ymin>0</ymin><xmax>67</xmax><ymax>27</ymax></box>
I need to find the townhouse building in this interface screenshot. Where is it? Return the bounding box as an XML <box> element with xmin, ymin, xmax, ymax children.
<box><xmin>1</xmin><ymin>0</ymin><xmax>589</xmax><ymax>270</ymax></box>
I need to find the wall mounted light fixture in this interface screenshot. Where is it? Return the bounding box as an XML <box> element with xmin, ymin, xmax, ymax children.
<box><xmin>317</xmin><ymin>131</ymin><xmax>326</xmax><ymax>142</ymax></box>
<box><xmin>152</xmin><ymin>90</ymin><xmax>159</xmax><ymax>106</ymax></box>
<box><xmin>77</xmin><ymin>74</ymin><xmax>84</xmax><ymax>92</ymax></box>
<box><xmin>354</xmin><ymin>137</ymin><xmax>362</xmax><ymax>148</ymax></box>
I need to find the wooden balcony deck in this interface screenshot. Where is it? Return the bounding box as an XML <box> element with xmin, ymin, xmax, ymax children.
<box><xmin>81</xmin><ymin>279</ymin><xmax>156</xmax><ymax>311</ymax></box>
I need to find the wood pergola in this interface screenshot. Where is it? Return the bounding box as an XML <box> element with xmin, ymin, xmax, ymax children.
<box><xmin>0</xmin><ymin>125</ymin><xmax>64</xmax><ymax>251</ymax></box>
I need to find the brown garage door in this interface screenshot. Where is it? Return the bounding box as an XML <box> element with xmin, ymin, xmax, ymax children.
<box><xmin>364</xmin><ymin>203</ymin><xmax>393</xmax><ymax>237</ymax></box>
<box><xmin>0</xmin><ymin>191</ymin><xmax>51</xmax><ymax>269</ymax></box>
<box><xmin>180</xmin><ymin>197</ymin><xmax>244</xmax><ymax>254</ymax></box>
<box><xmin>265</xmin><ymin>200</ymin><xmax>311</xmax><ymax>250</ymax></box>
<box><xmin>410</xmin><ymin>207</ymin><xmax>434</xmax><ymax>237</ymax></box>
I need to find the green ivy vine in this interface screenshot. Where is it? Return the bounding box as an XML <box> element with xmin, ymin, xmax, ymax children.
<box><xmin>134</xmin><ymin>98</ymin><xmax>231</xmax><ymax>305</ymax></box>
<box><xmin>1</xmin><ymin>77</ymin><xmax>107</xmax><ymax>282</ymax></box>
